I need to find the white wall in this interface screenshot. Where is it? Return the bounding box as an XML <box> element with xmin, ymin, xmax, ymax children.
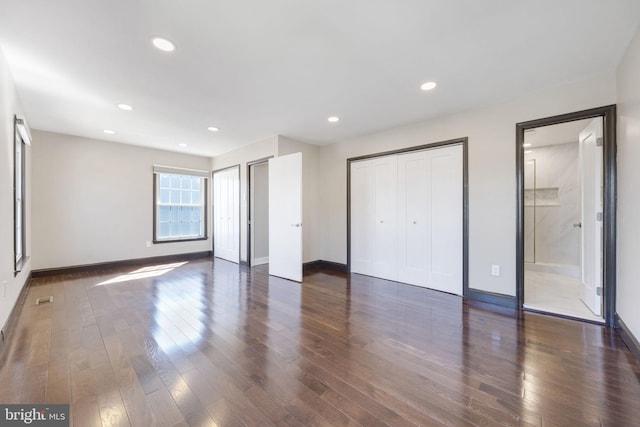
<box><xmin>616</xmin><ymin>28</ymin><xmax>640</xmax><ymax>341</ymax></box>
<box><xmin>319</xmin><ymin>72</ymin><xmax>616</xmax><ymax>296</ymax></box>
<box><xmin>31</xmin><ymin>130</ymin><xmax>212</xmax><ymax>270</ymax></box>
<box><xmin>212</xmin><ymin>136</ymin><xmax>278</xmax><ymax>262</ymax></box>
<box><xmin>524</xmin><ymin>142</ymin><xmax>580</xmax><ymax>266</ymax></box>
<box><xmin>0</xmin><ymin>47</ymin><xmax>31</xmax><ymax>333</ymax></box>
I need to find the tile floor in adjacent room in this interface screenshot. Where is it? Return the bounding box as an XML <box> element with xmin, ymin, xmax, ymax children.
<box><xmin>524</xmin><ymin>265</ymin><xmax>603</xmax><ymax>322</ymax></box>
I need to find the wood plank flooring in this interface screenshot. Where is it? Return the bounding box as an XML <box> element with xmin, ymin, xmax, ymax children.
<box><xmin>1</xmin><ymin>257</ymin><xmax>639</xmax><ymax>426</ymax></box>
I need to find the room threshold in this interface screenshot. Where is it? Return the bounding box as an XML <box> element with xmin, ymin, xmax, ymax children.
<box><xmin>523</xmin><ymin>303</ymin><xmax>605</xmax><ymax>324</ymax></box>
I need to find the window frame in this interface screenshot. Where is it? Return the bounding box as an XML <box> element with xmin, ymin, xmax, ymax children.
<box><xmin>152</xmin><ymin>166</ymin><xmax>208</xmax><ymax>244</ymax></box>
<box><xmin>14</xmin><ymin>115</ymin><xmax>30</xmax><ymax>274</ymax></box>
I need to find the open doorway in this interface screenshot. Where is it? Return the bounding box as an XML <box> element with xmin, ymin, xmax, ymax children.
<box><xmin>523</xmin><ymin>118</ymin><xmax>601</xmax><ymax>321</ymax></box>
<box><xmin>247</xmin><ymin>153</ymin><xmax>303</xmax><ymax>282</ymax></box>
<box><xmin>516</xmin><ymin>105</ymin><xmax>616</xmax><ymax>325</ymax></box>
<box><xmin>248</xmin><ymin>160</ymin><xmax>269</xmax><ymax>266</ymax></box>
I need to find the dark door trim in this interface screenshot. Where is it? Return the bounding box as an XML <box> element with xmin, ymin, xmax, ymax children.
<box><xmin>246</xmin><ymin>156</ymin><xmax>273</xmax><ymax>266</ymax></box>
<box><xmin>515</xmin><ymin>105</ymin><xmax>617</xmax><ymax>326</ymax></box>
<box><xmin>346</xmin><ymin>137</ymin><xmax>470</xmax><ymax>298</ymax></box>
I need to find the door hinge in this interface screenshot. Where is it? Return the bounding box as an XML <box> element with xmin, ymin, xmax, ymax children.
<box><xmin>248</xmin><ymin>219</ymin><xmax>252</xmax><ymax>225</ymax></box>
<box><xmin>596</xmin><ymin>287</ymin><xmax>602</xmax><ymax>296</ymax></box>
<box><xmin>596</xmin><ymin>137</ymin><xmax>603</xmax><ymax>147</ymax></box>
<box><xmin>596</xmin><ymin>212</ymin><xmax>603</xmax><ymax>222</ymax></box>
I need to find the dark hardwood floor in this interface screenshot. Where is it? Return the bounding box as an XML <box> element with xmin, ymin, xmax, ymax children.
<box><xmin>1</xmin><ymin>257</ymin><xmax>639</xmax><ymax>426</ymax></box>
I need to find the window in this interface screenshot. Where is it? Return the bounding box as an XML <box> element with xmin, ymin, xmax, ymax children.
<box><xmin>153</xmin><ymin>166</ymin><xmax>208</xmax><ymax>242</ymax></box>
<box><xmin>14</xmin><ymin>116</ymin><xmax>31</xmax><ymax>273</ymax></box>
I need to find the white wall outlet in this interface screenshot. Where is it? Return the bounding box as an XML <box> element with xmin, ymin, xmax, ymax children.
<box><xmin>146</xmin><ymin>241</ymin><xmax>152</xmax><ymax>248</ymax></box>
<box><xmin>491</xmin><ymin>265</ymin><xmax>501</xmax><ymax>276</ymax></box>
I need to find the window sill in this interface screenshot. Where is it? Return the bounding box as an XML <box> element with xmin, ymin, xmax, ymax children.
<box><xmin>153</xmin><ymin>237</ymin><xmax>208</xmax><ymax>244</ymax></box>
<box><xmin>14</xmin><ymin>256</ymin><xmax>30</xmax><ymax>277</ymax></box>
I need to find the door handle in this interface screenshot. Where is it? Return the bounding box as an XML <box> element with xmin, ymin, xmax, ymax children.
<box><xmin>291</xmin><ymin>223</ymin><xmax>302</xmax><ymax>227</ymax></box>
<box><xmin>573</xmin><ymin>222</ymin><xmax>582</xmax><ymax>228</ymax></box>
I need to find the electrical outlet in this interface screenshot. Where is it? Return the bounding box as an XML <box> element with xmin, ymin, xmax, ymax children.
<box><xmin>491</xmin><ymin>265</ymin><xmax>501</xmax><ymax>276</ymax></box>
<box><xmin>146</xmin><ymin>241</ymin><xmax>152</xmax><ymax>248</ymax></box>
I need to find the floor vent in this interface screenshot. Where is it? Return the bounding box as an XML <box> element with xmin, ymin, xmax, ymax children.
<box><xmin>35</xmin><ymin>296</ymin><xmax>53</xmax><ymax>305</ymax></box>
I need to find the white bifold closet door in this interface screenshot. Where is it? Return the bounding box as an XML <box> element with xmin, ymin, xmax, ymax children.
<box><xmin>351</xmin><ymin>144</ymin><xmax>462</xmax><ymax>295</ymax></box>
<box><xmin>350</xmin><ymin>160</ymin><xmax>376</xmax><ymax>276</ymax></box>
<box><xmin>351</xmin><ymin>156</ymin><xmax>398</xmax><ymax>281</ymax></box>
<box><xmin>372</xmin><ymin>156</ymin><xmax>399</xmax><ymax>281</ymax></box>
<box><xmin>213</xmin><ymin>167</ymin><xmax>240</xmax><ymax>263</ymax></box>
<box><xmin>398</xmin><ymin>145</ymin><xmax>462</xmax><ymax>294</ymax></box>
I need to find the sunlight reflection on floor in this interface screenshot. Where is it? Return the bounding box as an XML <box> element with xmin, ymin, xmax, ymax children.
<box><xmin>94</xmin><ymin>262</ymin><xmax>188</xmax><ymax>286</ymax></box>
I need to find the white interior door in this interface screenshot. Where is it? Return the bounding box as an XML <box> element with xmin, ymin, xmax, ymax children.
<box><xmin>350</xmin><ymin>159</ymin><xmax>375</xmax><ymax>276</ymax></box>
<box><xmin>213</xmin><ymin>167</ymin><xmax>240</xmax><ymax>263</ymax></box>
<box><xmin>372</xmin><ymin>156</ymin><xmax>398</xmax><ymax>281</ymax></box>
<box><xmin>350</xmin><ymin>145</ymin><xmax>462</xmax><ymax>294</ymax></box>
<box><xmin>398</xmin><ymin>151</ymin><xmax>429</xmax><ymax>286</ymax></box>
<box><xmin>269</xmin><ymin>153</ymin><xmax>302</xmax><ymax>282</ymax></box>
<box><xmin>427</xmin><ymin>145</ymin><xmax>463</xmax><ymax>294</ymax></box>
<box><xmin>579</xmin><ymin>118</ymin><xmax>603</xmax><ymax>316</ymax></box>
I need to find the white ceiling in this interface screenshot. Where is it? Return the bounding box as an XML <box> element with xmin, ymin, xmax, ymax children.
<box><xmin>0</xmin><ymin>1</ymin><xmax>638</xmax><ymax>157</ymax></box>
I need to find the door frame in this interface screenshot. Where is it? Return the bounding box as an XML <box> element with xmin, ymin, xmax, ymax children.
<box><xmin>246</xmin><ymin>156</ymin><xmax>273</xmax><ymax>266</ymax></box>
<box><xmin>346</xmin><ymin>137</ymin><xmax>469</xmax><ymax>296</ymax></box>
<box><xmin>212</xmin><ymin>164</ymin><xmax>241</xmax><ymax>263</ymax></box>
<box><xmin>515</xmin><ymin>105</ymin><xmax>617</xmax><ymax>326</ymax></box>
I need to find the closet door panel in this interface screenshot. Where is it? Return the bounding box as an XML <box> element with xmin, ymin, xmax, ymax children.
<box><xmin>373</xmin><ymin>157</ymin><xmax>398</xmax><ymax>281</ymax></box>
<box><xmin>214</xmin><ymin>168</ymin><xmax>240</xmax><ymax>263</ymax></box>
<box><xmin>223</xmin><ymin>174</ymin><xmax>232</xmax><ymax>250</ymax></box>
<box><xmin>427</xmin><ymin>145</ymin><xmax>463</xmax><ymax>294</ymax></box>
<box><xmin>398</xmin><ymin>151</ymin><xmax>428</xmax><ymax>286</ymax></box>
<box><xmin>350</xmin><ymin>160</ymin><xmax>375</xmax><ymax>276</ymax></box>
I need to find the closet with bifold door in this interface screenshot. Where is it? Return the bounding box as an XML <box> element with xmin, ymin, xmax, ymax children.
<box><xmin>350</xmin><ymin>143</ymin><xmax>463</xmax><ymax>295</ymax></box>
<box><xmin>213</xmin><ymin>166</ymin><xmax>240</xmax><ymax>264</ymax></box>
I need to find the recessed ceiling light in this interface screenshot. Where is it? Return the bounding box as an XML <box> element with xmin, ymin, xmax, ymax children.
<box><xmin>103</xmin><ymin>129</ymin><xmax>115</xmax><ymax>135</ymax></box>
<box><xmin>151</xmin><ymin>37</ymin><xmax>176</xmax><ymax>52</ymax></box>
<box><xmin>524</xmin><ymin>150</ymin><xmax>532</xmax><ymax>154</ymax></box>
<box><xmin>178</xmin><ymin>143</ymin><xmax>188</xmax><ymax>147</ymax></box>
<box><xmin>207</xmin><ymin>126</ymin><xmax>219</xmax><ymax>132</ymax></box>
<box><xmin>523</xmin><ymin>143</ymin><xmax>532</xmax><ymax>147</ymax></box>
<box><xmin>328</xmin><ymin>116</ymin><xmax>340</xmax><ymax>123</ymax></box>
<box><xmin>420</xmin><ymin>81</ymin><xmax>437</xmax><ymax>91</ymax></box>
<box><xmin>118</xmin><ymin>103</ymin><xmax>133</xmax><ymax>111</ymax></box>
